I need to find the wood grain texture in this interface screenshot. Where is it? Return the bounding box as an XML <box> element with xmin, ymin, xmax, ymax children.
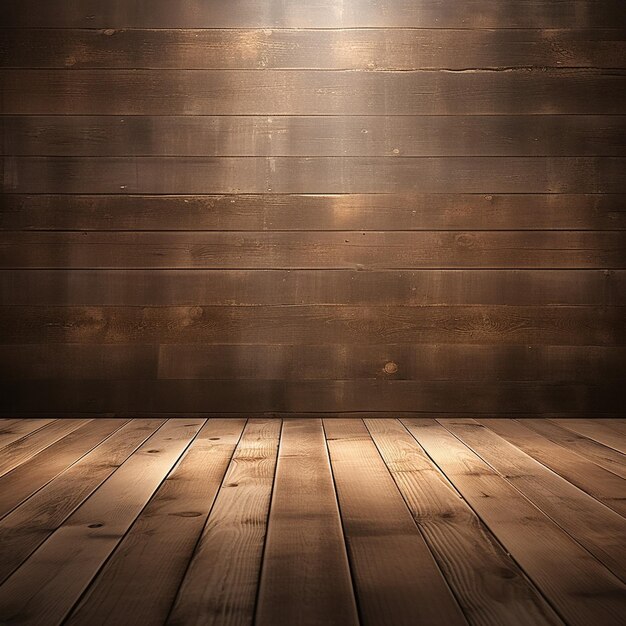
<box><xmin>156</xmin><ymin>344</ymin><xmax>626</xmax><ymax>382</ymax></box>
<box><xmin>0</xmin><ymin>419</ymin><xmax>163</xmax><ymax>583</ymax></box>
<box><xmin>0</xmin><ymin>345</ymin><xmax>157</xmax><ymax>380</ymax></box>
<box><xmin>2</xmin><ymin>2</ymin><xmax>624</xmax><ymax>417</ymax></box>
<box><xmin>0</xmin><ymin>419</ymin><xmax>205</xmax><ymax>626</ymax></box>
<box><xmin>0</xmin><ymin>419</ymin><xmax>56</xmax><ymax>450</ymax></box>
<box><xmin>5</xmin><ymin>115</ymin><xmax>626</xmax><ymax>157</ymax></box>
<box><xmin>2</xmin><ymin>29</ymin><xmax>624</xmax><ymax>69</ymax></box>
<box><xmin>2</xmin><ymin>231</ymin><xmax>624</xmax><ymax>269</ymax></box>
<box><xmin>1</xmin><ymin>380</ymin><xmax>622</xmax><ymax>416</ymax></box>
<box><xmin>402</xmin><ymin>418</ymin><xmax>626</xmax><ymax>626</ymax></box>
<box><xmin>4</xmin><ymin>194</ymin><xmax>625</xmax><ymax>231</ymax></box>
<box><xmin>364</xmin><ymin>418</ymin><xmax>562</xmax><ymax>626</ymax></box>
<box><xmin>551</xmin><ymin>418</ymin><xmax>626</xmax><ymax>454</ymax></box>
<box><xmin>2</xmin><ymin>344</ymin><xmax>624</xmax><ymax>382</ymax></box>
<box><xmin>324</xmin><ymin>418</ymin><xmax>467</xmax><ymax>626</ymax></box>
<box><xmin>2</xmin><ymin>269</ymin><xmax>621</xmax><ymax>306</ymax></box>
<box><xmin>1</xmin><ymin>1</ymin><xmax>624</xmax><ymax>28</ymax></box>
<box><xmin>0</xmin><ymin>418</ymin><xmax>624</xmax><ymax>624</ymax></box>
<box><xmin>255</xmin><ymin>419</ymin><xmax>359</xmax><ymax>626</ymax></box>
<box><xmin>477</xmin><ymin>418</ymin><xmax>626</xmax><ymax>517</ymax></box>
<box><xmin>65</xmin><ymin>419</ymin><xmax>246</xmax><ymax>626</ymax></box>
<box><xmin>442</xmin><ymin>419</ymin><xmax>626</xmax><ymax>583</ymax></box>
<box><xmin>4</xmin><ymin>156</ymin><xmax>623</xmax><ymax>194</ymax></box>
<box><xmin>3</xmin><ymin>70</ymin><xmax>625</xmax><ymax>115</ymax></box>
<box><xmin>0</xmin><ymin>419</ymin><xmax>127</xmax><ymax>519</ymax></box>
<box><xmin>598</xmin><ymin>419</ymin><xmax>626</xmax><ymax>436</ymax></box>
<box><xmin>1</xmin><ymin>306</ymin><xmax>622</xmax><ymax>346</ymax></box>
<box><xmin>0</xmin><ymin>419</ymin><xmax>90</xmax><ymax>478</ymax></box>
<box><xmin>168</xmin><ymin>419</ymin><xmax>281</xmax><ymax>626</ymax></box>
<box><xmin>522</xmin><ymin>418</ymin><xmax>626</xmax><ymax>480</ymax></box>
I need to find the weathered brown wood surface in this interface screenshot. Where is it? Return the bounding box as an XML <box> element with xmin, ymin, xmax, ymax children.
<box><xmin>0</xmin><ymin>417</ymin><xmax>624</xmax><ymax>625</ymax></box>
<box><xmin>4</xmin><ymin>116</ymin><xmax>626</xmax><ymax>156</ymax></box>
<box><xmin>3</xmin><ymin>70</ymin><xmax>625</xmax><ymax>115</ymax></box>
<box><xmin>1</xmin><ymin>1</ymin><xmax>624</xmax><ymax>416</ymax></box>
<box><xmin>1</xmin><ymin>381</ymin><xmax>622</xmax><ymax>416</ymax></box>
<box><xmin>0</xmin><ymin>2</ymin><xmax>624</xmax><ymax>28</ymax></box>
<box><xmin>3</xmin><ymin>195</ymin><xmax>625</xmax><ymax>231</ymax></box>
<box><xmin>2</xmin><ymin>29</ymin><xmax>625</xmax><ymax>69</ymax></box>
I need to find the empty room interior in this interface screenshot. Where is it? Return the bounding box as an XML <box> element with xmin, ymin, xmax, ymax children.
<box><xmin>0</xmin><ymin>1</ymin><xmax>625</xmax><ymax>625</ymax></box>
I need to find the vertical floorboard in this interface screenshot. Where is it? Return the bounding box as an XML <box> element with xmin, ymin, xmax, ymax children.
<box><xmin>0</xmin><ymin>418</ymin><xmax>205</xmax><ymax>626</ymax></box>
<box><xmin>324</xmin><ymin>418</ymin><xmax>467</xmax><ymax>626</ymax></box>
<box><xmin>168</xmin><ymin>418</ymin><xmax>281</xmax><ymax>626</ymax></box>
<box><xmin>402</xmin><ymin>419</ymin><xmax>626</xmax><ymax>626</ymax></box>
<box><xmin>0</xmin><ymin>418</ymin><xmax>164</xmax><ymax>584</ymax></box>
<box><xmin>65</xmin><ymin>418</ymin><xmax>246</xmax><ymax>626</ymax></box>
<box><xmin>364</xmin><ymin>418</ymin><xmax>563</xmax><ymax>626</ymax></box>
<box><xmin>255</xmin><ymin>418</ymin><xmax>359</xmax><ymax>626</ymax></box>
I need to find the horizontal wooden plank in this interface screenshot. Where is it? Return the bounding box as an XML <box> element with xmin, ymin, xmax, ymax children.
<box><xmin>1</xmin><ymin>344</ymin><xmax>622</xmax><ymax>382</ymax></box>
<box><xmin>1</xmin><ymin>380</ymin><xmax>622</xmax><ymax>416</ymax></box>
<box><xmin>4</xmin><ymin>115</ymin><xmax>625</xmax><ymax>157</ymax></box>
<box><xmin>1</xmin><ymin>231</ymin><xmax>623</xmax><ymax>269</ymax></box>
<box><xmin>0</xmin><ymin>306</ymin><xmax>622</xmax><ymax>345</ymax></box>
<box><xmin>1</xmin><ymin>1</ymin><xmax>623</xmax><ymax>28</ymax></box>
<box><xmin>3</xmin><ymin>194</ymin><xmax>625</xmax><ymax>231</ymax></box>
<box><xmin>0</xmin><ymin>345</ymin><xmax>157</xmax><ymax>379</ymax></box>
<box><xmin>2</xmin><ymin>270</ymin><xmax>620</xmax><ymax>306</ymax></box>
<box><xmin>3</xmin><ymin>70</ymin><xmax>625</xmax><ymax>115</ymax></box>
<box><xmin>160</xmin><ymin>344</ymin><xmax>626</xmax><ymax>382</ymax></box>
<box><xmin>4</xmin><ymin>157</ymin><xmax>623</xmax><ymax>194</ymax></box>
<box><xmin>2</xmin><ymin>29</ymin><xmax>624</xmax><ymax>70</ymax></box>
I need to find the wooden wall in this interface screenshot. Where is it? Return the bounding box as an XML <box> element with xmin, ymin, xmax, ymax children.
<box><xmin>1</xmin><ymin>2</ymin><xmax>624</xmax><ymax>416</ymax></box>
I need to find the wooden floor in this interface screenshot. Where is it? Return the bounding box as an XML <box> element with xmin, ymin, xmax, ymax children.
<box><xmin>0</xmin><ymin>418</ymin><xmax>624</xmax><ymax>626</ymax></box>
